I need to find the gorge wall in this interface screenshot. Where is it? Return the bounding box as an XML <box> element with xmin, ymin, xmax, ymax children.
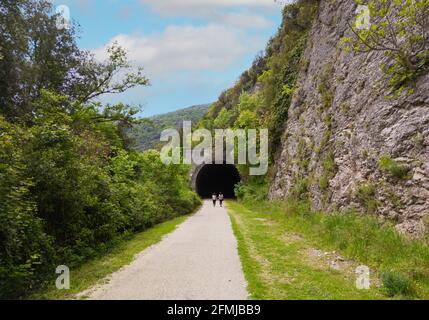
<box><xmin>269</xmin><ymin>0</ymin><xmax>429</xmax><ymax>236</ymax></box>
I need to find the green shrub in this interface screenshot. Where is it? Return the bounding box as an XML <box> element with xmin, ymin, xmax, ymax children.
<box><xmin>235</xmin><ymin>177</ymin><xmax>269</xmax><ymax>203</ymax></box>
<box><xmin>319</xmin><ymin>151</ymin><xmax>336</xmax><ymax>192</ymax></box>
<box><xmin>318</xmin><ymin>62</ymin><xmax>334</xmax><ymax>111</ymax></box>
<box><xmin>356</xmin><ymin>183</ymin><xmax>378</xmax><ymax>214</ymax></box>
<box><xmin>0</xmin><ymin>118</ymin><xmax>55</xmax><ymax>299</ymax></box>
<box><xmin>379</xmin><ymin>155</ymin><xmax>410</xmax><ymax>179</ymax></box>
<box><xmin>289</xmin><ymin>178</ymin><xmax>310</xmax><ymax>201</ymax></box>
<box><xmin>382</xmin><ymin>271</ymin><xmax>415</xmax><ymax>298</ymax></box>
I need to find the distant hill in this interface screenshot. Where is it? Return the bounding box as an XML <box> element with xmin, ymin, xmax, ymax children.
<box><xmin>130</xmin><ymin>104</ymin><xmax>211</xmax><ymax>151</ymax></box>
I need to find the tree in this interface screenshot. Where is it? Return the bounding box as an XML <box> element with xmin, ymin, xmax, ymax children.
<box><xmin>72</xmin><ymin>43</ymin><xmax>149</xmax><ymax>104</ymax></box>
<box><xmin>0</xmin><ymin>0</ymin><xmax>82</xmax><ymax>119</ymax></box>
<box><xmin>213</xmin><ymin>108</ymin><xmax>234</xmax><ymax>129</ymax></box>
<box><xmin>342</xmin><ymin>0</ymin><xmax>429</xmax><ymax>95</ymax></box>
<box><xmin>0</xmin><ymin>117</ymin><xmax>54</xmax><ymax>299</ymax></box>
<box><xmin>0</xmin><ymin>0</ymin><xmax>149</xmax><ymax>121</ymax></box>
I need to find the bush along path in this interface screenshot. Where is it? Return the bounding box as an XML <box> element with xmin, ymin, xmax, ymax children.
<box><xmin>227</xmin><ymin>201</ymin><xmax>429</xmax><ymax>300</ymax></box>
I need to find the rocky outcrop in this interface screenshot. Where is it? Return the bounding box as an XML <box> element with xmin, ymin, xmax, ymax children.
<box><xmin>269</xmin><ymin>0</ymin><xmax>429</xmax><ymax>236</ymax></box>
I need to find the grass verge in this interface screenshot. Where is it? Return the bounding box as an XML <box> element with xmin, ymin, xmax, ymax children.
<box><xmin>29</xmin><ymin>215</ymin><xmax>190</xmax><ymax>300</ymax></box>
<box><xmin>227</xmin><ymin>200</ymin><xmax>429</xmax><ymax>300</ymax></box>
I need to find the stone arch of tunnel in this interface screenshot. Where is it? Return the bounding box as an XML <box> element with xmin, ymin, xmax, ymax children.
<box><xmin>192</xmin><ymin>164</ymin><xmax>241</xmax><ymax>199</ymax></box>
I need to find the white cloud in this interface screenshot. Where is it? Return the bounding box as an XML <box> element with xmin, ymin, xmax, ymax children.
<box><xmin>217</xmin><ymin>12</ymin><xmax>273</xmax><ymax>29</ymax></box>
<box><xmin>93</xmin><ymin>24</ymin><xmax>262</xmax><ymax>79</ymax></box>
<box><xmin>139</xmin><ymin>0</ymin><xmax>283</xmax><ymax>20</ymax></box>
<box><xmin>138</xmin><ymin>0</ymin><xmax>284</xmax><ymax>30</ymax></box>
<box><xmin>140</xmin><ymin>0</ymin><xmax>277</xmax><ymax>14</ymax></box>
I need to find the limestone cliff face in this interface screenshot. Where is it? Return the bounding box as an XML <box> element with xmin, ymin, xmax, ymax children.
<box><xmin>269</xmin><ymin>0</ymin><xmax>429</xmax><ymax>236</ymax></box>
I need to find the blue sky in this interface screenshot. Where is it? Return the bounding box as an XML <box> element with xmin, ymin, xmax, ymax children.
<box><xmin>51</xmin><ymin>0</ymin><xmax>284</xmax><ymax>117</ymax></box>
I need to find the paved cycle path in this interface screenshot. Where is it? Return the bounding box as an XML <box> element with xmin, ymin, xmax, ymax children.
<box><xmin>86</xmin><ymin>200</ymin><xmax>248</xmax><ymax>300</ymax></box>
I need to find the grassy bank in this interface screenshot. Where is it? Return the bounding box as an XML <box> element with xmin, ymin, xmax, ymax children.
<box><xmin>30</xmin><ymin>214</ymin><xmax>190</xmax><ymax>300</ymax></box>
<box><xmin>227</xmin><ymin>200</ymin><xmax>429</xmax><ymax>300</ymax></box>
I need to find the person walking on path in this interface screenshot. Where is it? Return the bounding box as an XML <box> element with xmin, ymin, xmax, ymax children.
<box><xmin>218</xmin><ymin>193</ymin><xmax>224</xmax><ymax>207</ymax></box>
<box><xmin>212</xmin><ymin>193</ymin><xmax>217</xmax><ymax>207</ymax></box>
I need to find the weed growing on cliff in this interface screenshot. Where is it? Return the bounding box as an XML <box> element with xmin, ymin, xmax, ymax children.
<box><xmin>422</xmin><ymin>214</ymin><xmax>429</xmax><ymax>235</ymax></box>
<box><xmin>356</xmin><ymin>183</ymin><xmax>379</xmax><ymax>214</ymax></box>
<box><xmin>290</xmin><ymin>177</ymin><xmax>311</xmax><ymax>201</ymax></box>
<box><xmin>379</xmin><ymin>154</ymin><xmax>410</xmax><ymax>179</ymax></box>
<box><xmin>340</xmin><ymin>101</ymin><xmax>351</xmax><ymax>113</ymax></box>
<box><xmin>412</xmin><ymin>132</ymin><xmax>425</xmax><ymax>151</ymax></box>
<box><xmin>319</xmin><ymin>151</ymin><xmax>337</xmax><ymax>198</ymax></box>
<box><xmin>318</xmin><ymin>62</ymin><xmax>335</xmax><ymax>111</ymax></box>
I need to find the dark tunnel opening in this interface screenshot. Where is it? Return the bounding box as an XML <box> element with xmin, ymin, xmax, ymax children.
<box><xmin>195</xmin><ymin>164</ymin><xmax>241</xmax><ymax>199</ymax></box>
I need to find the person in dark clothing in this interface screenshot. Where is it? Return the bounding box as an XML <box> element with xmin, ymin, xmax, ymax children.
<box><xmin>218</xmin><ymin>193</ymin><xmax>224</xmax><ymax>207</ymax></box>
<box><xmin>212</xmin><ymin>193</ymin><xmax>217</xmax><ymax>207</ymax></box>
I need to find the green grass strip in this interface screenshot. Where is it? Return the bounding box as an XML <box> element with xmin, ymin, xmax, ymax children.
<box><xmin>227</xmin><ymin>200</ymin><xmax>429</xmax><ymax>300</ymax></box>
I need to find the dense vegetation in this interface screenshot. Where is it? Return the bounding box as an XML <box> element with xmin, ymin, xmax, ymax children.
<box><xmin>0</xmin><ymin>0</ymin><xmax>200</xmax><ymax>299</ymax></box>
<box><xmin>130</xmin><ymin>104</ymin><xmax>210</xmax><ymax>151</ymax></box>
<box><xmin>198</xmin><ymin>0</ymin><xmax>318</xmax><ymax>185</ymax></box>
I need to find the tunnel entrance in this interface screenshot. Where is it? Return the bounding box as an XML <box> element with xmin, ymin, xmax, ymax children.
<box><xmin>195</xmin><ymin>164</ymin><xmax>241</xmax><ymax>199</ymax></box>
